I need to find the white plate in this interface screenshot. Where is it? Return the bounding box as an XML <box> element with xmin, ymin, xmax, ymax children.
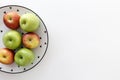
<box><xmin>0</xmin><ymin>5</ymin><xmax>49</xmax><ymax>74</ymax></box>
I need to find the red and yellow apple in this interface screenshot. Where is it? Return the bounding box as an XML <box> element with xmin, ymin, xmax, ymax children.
<box><xmin>22</xmin><ymin>32</ymin><xmax>40</xmax><ymax>49</ymax></box>
<box><xmin>3</xmin><ymin>11</ymin><xmax>20</xmax><ymax>30</ymax></box>
<box><xmin>0</xmin><ymin>48</ymin><xmax>14</xmax><ymax>65</ymax></box>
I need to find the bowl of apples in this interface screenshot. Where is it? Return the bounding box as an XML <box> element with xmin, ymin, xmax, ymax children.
<box><xmin>0</xmin><ymin>5</ymin><xmax>48</xmax><ymax>74</ymax></box>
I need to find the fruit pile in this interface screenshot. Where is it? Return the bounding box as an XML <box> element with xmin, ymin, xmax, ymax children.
<box><xmin>0</xmin><ymin>11</ymin><xmax>40</xmax><ymax>66</ymax></box>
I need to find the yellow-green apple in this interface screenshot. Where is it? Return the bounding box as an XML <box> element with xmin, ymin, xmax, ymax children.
<box><xmin>0</xmin><ymin>48</ymin><xmax>14</xmax><ymax>65</ymax></box>
<box><xmin>22</xmin><ymin>32</ymin><xmax>40</xmax><ymax>49</ymax></box>
<box><xmin>3</xmin><ymin>11</ymin><xmax>20</xmax><ymax>30</ymax></box>
<box><xmin>3</xmin><ymin>30</ymin><xmax>21</xmax><ymax>50</ymax></box>
<box><xmin>20</xmin><ymin>13</ymin><xmax>40</xmax><ymax>32</ymax></box>
<box><xmin>14</xmin><ymin>48</ymin><xmax>35</xmax><ymax>66</ymax></box>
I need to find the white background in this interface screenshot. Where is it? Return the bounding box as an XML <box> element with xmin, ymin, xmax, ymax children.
<box><xmin>0</xmin><ymin>0</ymin><xmax>120</xmax><ymax>80</ymax></box>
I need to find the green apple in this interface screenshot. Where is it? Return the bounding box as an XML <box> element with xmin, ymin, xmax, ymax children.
<box><xmin>14</xmin><ymin>48</ymin><xmax>35</xmax><ymax>66</ymax></box>
<box><xmin>3</xmin><ymin>30</ymin><xmax>21</xmax><ymax>50</ymax></box>
<box><xmin>20</xmin><ymin>13</ymin><xmax>40</xmax><ymax>32</ymax></box>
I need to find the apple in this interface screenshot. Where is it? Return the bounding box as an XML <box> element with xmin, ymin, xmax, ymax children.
<box><xmin>22</xmin><ymin>32</ymin><xmax>40</xmax><ymax>49</ymax></box>
<box><xmin>20</xmin><ymin>13</ymin><xmax>40</xmax><ymax>32</ymax></box>
<box><xmin>3</xmin><ymin>11</ymin><xmax>20</xmax><ymax>29</ymax></box>
<box><xmin>3</xmin><ymin>30</ymin><xmax>21</xmax><ymax>50</ymax></box>
<box><xmin>14</xmin><ymin>48</ymin><xmax>35</xmax><ymax>66</ymax></box>
<box><xmin>0</xmin><ymin>48</ymin><xmax>14</xmax><ymax>65</ymax></box>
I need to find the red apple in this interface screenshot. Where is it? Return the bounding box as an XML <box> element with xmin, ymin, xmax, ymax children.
<box><xmin>22</xmin><ymin>32</ymin><xmax>40</xmax><ymax>49</ymax></box>
<box><xmin>3</xmin><ymin>11</ymin><xmax>20</xmax><ymax>29</ymax></box>
<box><xmin>0</xmin><ymin>48</ymin><xmax>14</xmax><ymax>64</ymax></box>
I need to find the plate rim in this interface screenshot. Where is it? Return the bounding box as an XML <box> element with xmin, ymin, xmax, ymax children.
<box><xmin>0</xmin><ymin>5</ymin><xmax>49</xmax><ymax>74</ymax></box>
